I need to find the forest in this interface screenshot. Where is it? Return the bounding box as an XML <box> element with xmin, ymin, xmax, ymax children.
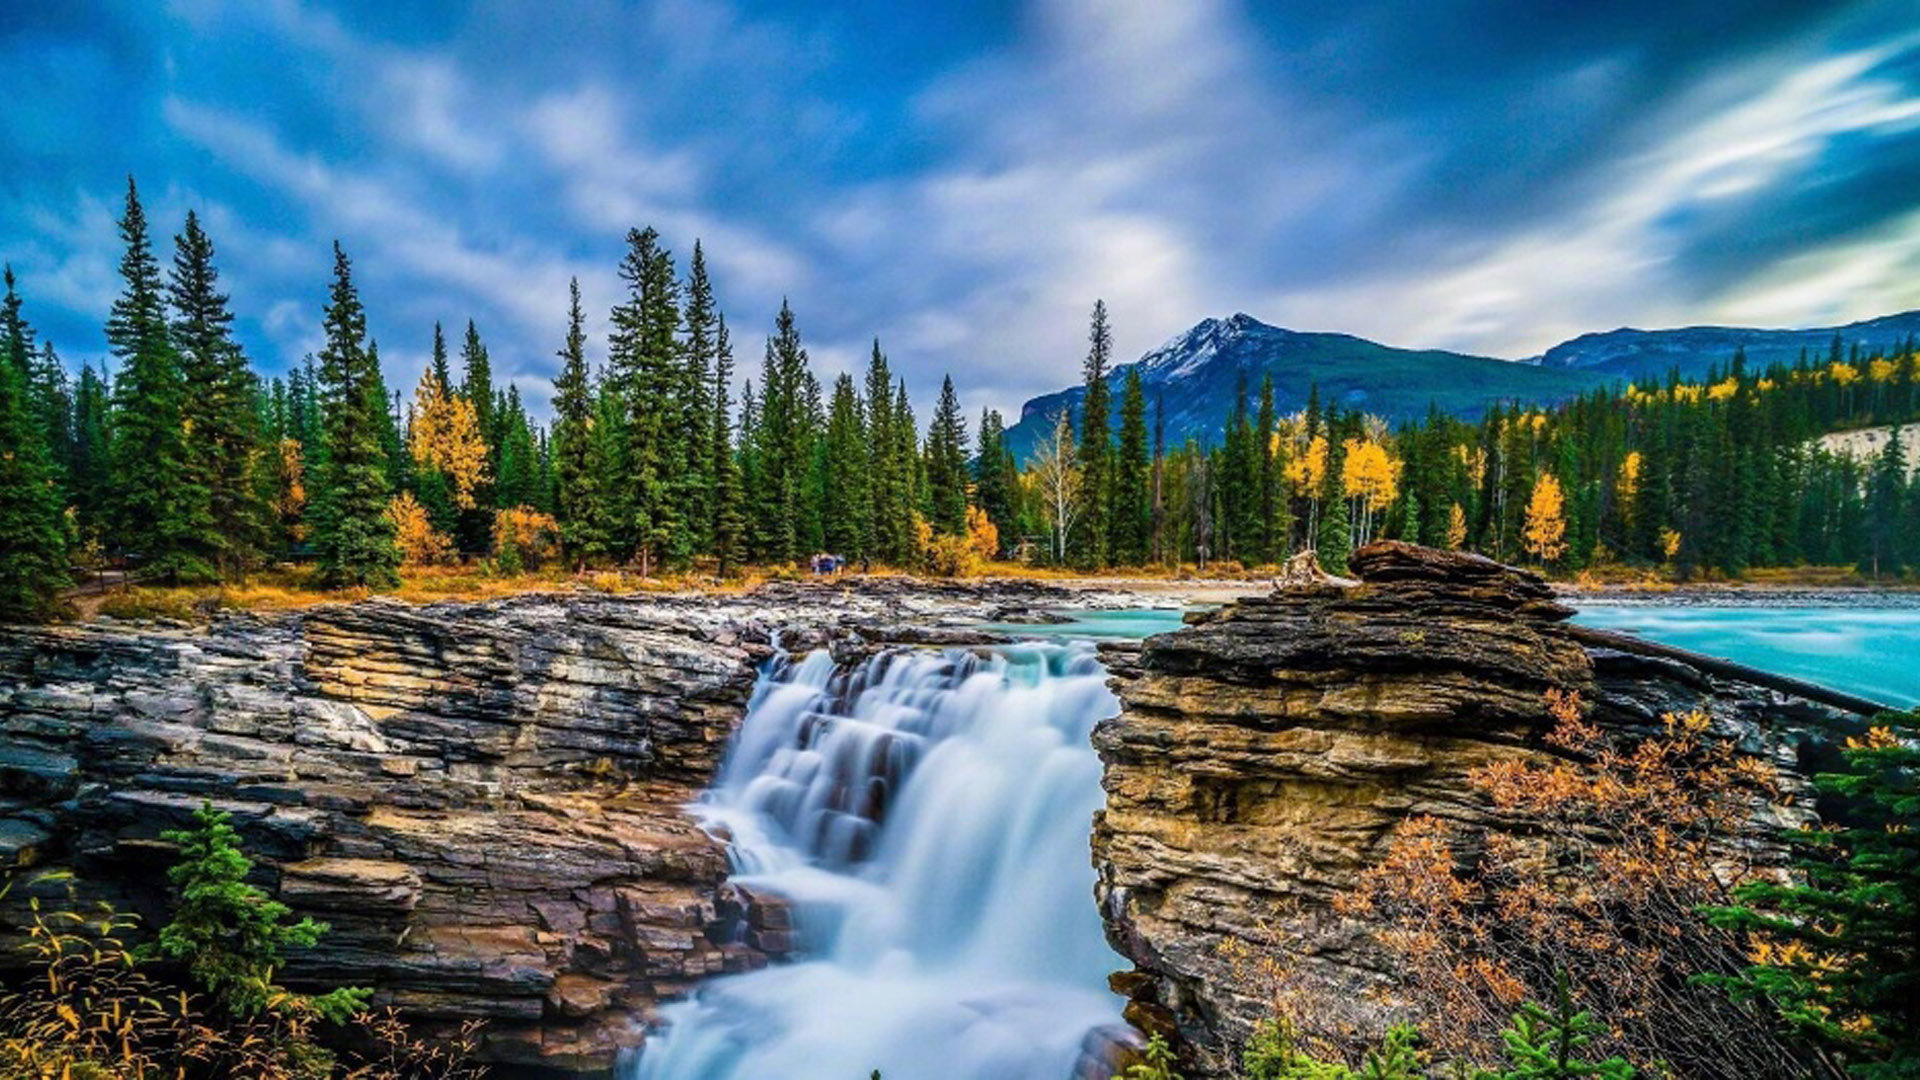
<box><xmin>3</xmin><ymin>178</ymin><xmax>1919</xmax><ymax>622</ymax></box>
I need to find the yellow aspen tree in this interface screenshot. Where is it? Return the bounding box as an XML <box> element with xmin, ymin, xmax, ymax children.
<box><xmin>388</xmin><ymin>491</ymin><xmax>456</xmax><ymax>565</ymax></box>
<box><xmin>1341</xmin><ymin>438</ymin><xmax>1400</xmax><ymax>546</ymax></box>
<box><xmin>1522</xmin><ymin>472</ymin><xmax>1567</xmax><ymax>564</ymax></box>
<box><xmin>1445</xmin><ymin>502</ymin><xmax>1467</xmax><ymax>549</ymax></box>
<box><xmin>1287</xmin><ymin>434</ymin><xmax>1329</xmax><ymax>540</ymax></box>
<box><xmin>1615</xmin><ymin>450</ymin><xmax>1643</xmax><ymax>527</ymax></box>
<box><xmin>409</xmin><ymin>368</ymin><xmax>489</xmax><ymax>509</ymax></box>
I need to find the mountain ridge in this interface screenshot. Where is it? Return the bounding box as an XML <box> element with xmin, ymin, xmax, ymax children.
<box><xmin>1004</xmin><ymin>307</ymin><xmax>1920</xmax><ymax>459</ymax></box>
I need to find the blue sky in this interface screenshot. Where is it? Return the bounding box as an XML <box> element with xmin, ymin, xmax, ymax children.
<box><xmin>3</xmin><ymin>1</ymin><xmax>1919</xmax><ymax>420</ymax></box>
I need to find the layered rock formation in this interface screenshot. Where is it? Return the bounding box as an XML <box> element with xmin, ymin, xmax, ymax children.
<box><xmin>1091</xmin><ymin>542</ymin><xmax>1867</xmax><ymax>1076</ymax></box>
<box><xmin>0</xmin><ymin>579</ymin><xmax>1137</xmax><ymax>1076</ymax></box>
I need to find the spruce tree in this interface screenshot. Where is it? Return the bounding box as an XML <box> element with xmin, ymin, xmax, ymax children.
<box><xmin>1077</xmin><ymin>300</ymin><xmax>1114</xmax><ymax>567</ymax></box>
<box><xmin>823</xmin><ymin>373</ymin><xmax>871</xmax><ymax>557</ymax></box>
<box><xmin>1256</xmin><ymin>375</ymin><xmax>1280</xmax><ymax>562</ymax></box>
<box><xmin>71</xmin><ymin>362</ymin><xmax>112</xmax><ymax>543</ymax></box>
<box><xmin>310</xmin><ymin>242</ymin><xmax>400</xmax><ymax>589</ymax></box>
<box><xmin>0</xmin><ymin>293</ymin><xmax>69</xmax><ymax>620</ymax></box>
<box><xmin>1316</xmin><ymin>423</ymin><xmax>1351</xmax><ymax>574</ymax></box>
<box><xmin>924</xmin><ymin>375</ymin><xmax>969</xmax><ymax>535</ymax></box>
<box><xmin>607</xmin><ymin>228</ymin><xmax>681</xmax><ymax>572</ymax></box>
<box><xmin>1113</xmin><ymin>366</ymin><xmax>1150</xmax><ymax>564</ymax></box>
<box><xmin>552</xmin><ymin>278</ymin><xmax>600</xmax><ymax>565</ymax></box>
<box><xmin>709</xmin><ymin>316</ymin><xmax>746</xmax><ymax>575</ymax></box>
<box><xmin>678</xmin><ymin>241</ymin><xmax>718</xmax><ymax>552</ymax></box>
<box><xmin>169</xmin><ymin>210</ymin><xmax>264</xmax><ymax>577</ymax></box>
<box><xmin>430</xmin><ymin>321</ymin><xmax>451</xmax><ymax>392</ymax></box>
<box><xmin>106</xmin><ymin>179</ymin><xmax>213</xmax><ymax>583</ymax></box>
<box><xmin>459</xmin><ymin>319</ymin><xmax>494</xmax><ymax>453</ymax></box>
<box><xmin>974</xmin><ymin>408</ymin><xmax>1016</xmax><ymax>539</ymax></box>
<box><xmin>750</xmin><ymin>299</ymin><xmax>810</xmax><ymax>563</ymax></box>
<box><xmin>864</xmin><ymin>341</ymin><xmax>910</xmax><ymax>564</ymax></box>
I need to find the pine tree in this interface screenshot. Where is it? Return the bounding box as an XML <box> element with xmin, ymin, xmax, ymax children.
<box><xmin>0</xmin><ymin>303</ymin><xmax>68</xmax><ymax>620</ymax></box>
<box><xmin>1113</xmin><ymin>366</ymin><xmax>1150</xmax><ymax>564</ymax></box>
<box><xmin>71</xmin><ymin>362</ymin><xmax>112</xmax><ymax>542</ymax></box>
<box><xmin>973</xmin><ymin>408</ymin><xmax>1017</xmax><ymax>540</ymax></box>
<box><xmin>677</xmin><ymin>241</ymin><xmax>718</xmax><ymax>552</ymax></box>
<box><xmin>749</xmin><ymin>299</ymin><xmax>811</xmax><ymax>563</ymax></box>
<box><xmin>1476</xmin><ymin>974</ymin><xmax>1635</xmax><ymax>1079</ymax></box>
<box><xmin>709</xmin><ymin>316</ymin><xmax>746</xmax><ymax>575</ymax></box>
<box><xmin>606</xmin><ymin>228</ymin><xmax>681</xmax><ymax>572</ymax></box>
<box><xmin>823</xmin><ymin>373</ymin><xmax>871</xmax><ymax>557</ymax></box>
<box><xmin>430</xmin><ymin>321</ymin><xmax>451</xmax><ymax>390</ymax></box>
<box><xmin>169</xmin><ymin>210</ymin><xmax>264</xmax><ymax>577</ymax></box>
<box><xmin>924</xmin><ymin>375</ymin><xmax>969</xmax><ymax>535</ymax></box>
<box><xmin>310</xmin><ymin>243</ymin><xmax>400</xmax><ymax>588</ymax></box>
<box><xmin>1704</xmin><ymin>711</ymin><xmax>1920</xmax><ymax>1079</ymax></box>
<box><xmin>106</xmin><ymin>179</ymin><xmax>214</xmax><ymax>583</ymax></box>
<box><xmin>1077</xmin><ymin>300</ymin><xmax>1114</xmax><ymax>567</ymax></box>
<box><xmin>552</xmin><ymin>278</ymin><xmax>601</xmax><ymax>566</ymax></box>
<box><xmin>155</xmin><ymin>803</ymin><xmax>370</xmax><ymax>1022</ymax></box>
<box><xmin>459</xmin><ymin>319</ymin><xmax>495</xmax><ymax>455</ymax></box>
<box><xmin>495</xmin><ymin>386</ymin><xmax>539</xmax><ymax>512</ymax></box>
<box><xmin>1316</xmin><ymin>424</ymin><xmax>1350</xmax><ymax>574</ymax></box>
<box><xmin>1256</xmin><ymin>375</ymin><xmax>1281</xmax><ymax>562</ymax></box>
<box><xmin>864</xmin><ymin>341</ymin><xmax>911</xmax><ymax>564</ymax></box>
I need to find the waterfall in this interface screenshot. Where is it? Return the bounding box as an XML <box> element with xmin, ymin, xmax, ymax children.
<box><xmin>628</xmin><ymin>642</ymin><xmax>1125</xmax><ymax>1080</ymax></box>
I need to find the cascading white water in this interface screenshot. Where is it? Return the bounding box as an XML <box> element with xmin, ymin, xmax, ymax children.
<box><xmin>628</xmin><ymin>641</ymin><xmax>1125</xmax><ymax>1080</ymax></box>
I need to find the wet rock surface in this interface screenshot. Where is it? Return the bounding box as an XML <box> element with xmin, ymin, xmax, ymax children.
<box><xmin>0</xmin><ymin>579</ymin><xmax>1144</xmax><ymax>1077</ymax></box>
<box><xmin>1091</xmin><ymin>542</ymin><xmax>1865</xmax><ymax>1077</ymax></box>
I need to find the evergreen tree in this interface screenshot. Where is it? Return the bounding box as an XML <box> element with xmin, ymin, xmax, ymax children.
<box><xmin>709</xmin><ymin>316</ymin><xmax>746</xmax><ymax>575</ymax></box>
<box><xmin>430</xmin><ymin>320</ymin><xmax>451</xmax><ymax>390</ymax></box>
<box><xmin>924</xmin><ymin>375</ymin><xmax>969</xmax><ymax>535</ymax></box>
<box><xmin>459</xmin><ymin>319</ymin><xmax>495</xmax><ymax>454</ymax></box>
<box><xmin>823</xmin><ymin>373</ymin><xmax>871</xmax><ymax>557</ymax></box>
<box><xmin>70</xmin><ymin>362</ymin><xmax>112</xmax><ymax>542</ymax></box>
<box><xmin>552</xmin><ymin>278</ymin><xmax>601</xmax><ymax>565</ymax></box>
<box><xmin>1256</xmin><ymin>374</ymin><xmax>1281</xmax><ymax>562</ymax></box>
<box><xmin>495</xmin><ymin>386</ymin><xmax>539</xmax><ymax>510</ymax></box>
<box><xmin>864</xmin><ymin>341</ymin><xmax>911</xmax><ymax>564</ymax></box>
<box><xmin>169</xmin><ymin>210</ymin><xmax>264</xmax><ymax>577</ymax></box>
<box><xmin>677</xmin><ymin>241</ymin><xmax>718</xmax><ymax>552</ymax></box>
<box><xmin>310</xmin><ymin>242</ymin><xmax>400</xmax><ymax>588</ymax></box>
<box><xmin>974</xmin><ymin>408</ymin><xmax>1017</xmax><ymax>541</ymax></box>
<box><xmin>1077</xmin><ymin>300</ymin><xmax>1115</xmax><ymax>567</ymax></box>
<box><xmin>749</xmin><ymin>299</ymin><xmax>811</xmax><ymax>562</ymax></box>
<box><xmin>0</xmin><ymin>305</ymin><xmax>69</xmax><ymax>620</ymax></box>
<box><xmin>106</xmin><ymin>179</ymin><xmax>213</xmax><ymax>583</ymax></box>
<box><xmin>1705</xmin><ymin>709</ymin><xmax>1920</xmax><ymax>1079</ymax></box>
<box><xmin>607</xmin><ymin>228</ymin><xmax>682</xmax><ymax>572</ymax></box>
<box><xmin>1316</xmin><ymin>423</ymin><xmax>1351</xmax><ymax>574</ymax></box>
<box><xmin>156</xmin><ymin>803</ymin><xmax>370</xmax><ymax>1022</ymax></box>
<box><xmin>1113</xmin><ymin>366</ymin><xmax>1150</xmax><ymax>564</ymax></box>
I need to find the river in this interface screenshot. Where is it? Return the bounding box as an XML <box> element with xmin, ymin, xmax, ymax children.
<box><xmin>628</xmin><ymin>595</ymin><xmax>1913</xmax><ymax>1080</ymax></box>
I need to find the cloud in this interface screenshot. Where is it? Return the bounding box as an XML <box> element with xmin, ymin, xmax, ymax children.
<box><xmin>4</xmin><ymin>0</ymin><xmax>1919</xmax><ymax>426</ymax></box>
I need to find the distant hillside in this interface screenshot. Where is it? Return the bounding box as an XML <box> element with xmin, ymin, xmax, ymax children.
<box><xmin>1004</xmin><ymin>308</ymin><xmax>1920</xmax><ymax>461</ymax></box>
<box><xmin>1004</xmin><ymin>313</ymin><xmax>1605</xmax><ymax>459</ymax></box>
<box><xmin>1533</xmin><ymin>310</ymin><xmax>1920</xmax><ymax>381</ymax></box>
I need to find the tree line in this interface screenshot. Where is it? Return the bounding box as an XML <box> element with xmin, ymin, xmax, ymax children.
<box><xmin>1011</xmin><ymin>309</ymin><xmax>1920</xmax><ymax>581</ymax></box>
<box><xmin>0</xmin><ymin>178</ymin><xmax>1005</xmax><ymax>620</ymax></box>
<box><xmin>6</xmin><ymin>176</ymin><xmax>1919</xmax><ymax>622</ymax></box>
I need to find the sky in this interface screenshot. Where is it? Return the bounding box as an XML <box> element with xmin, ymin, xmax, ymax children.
<box><xmin>4</xmin><ymin>0</ymin><xmax>1920</xmax><ymax>421</ymax></box>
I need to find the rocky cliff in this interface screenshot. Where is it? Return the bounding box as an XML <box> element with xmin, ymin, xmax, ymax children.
<box><xmin>0</xmin><ymin>579</ymin><xmax>1114</xmax><ymax>1076</ymax></box>
<box><xmin>1091</xmin><ymin>543</ymin><xmax>1868</xmax><ymax>1076</ymax></box>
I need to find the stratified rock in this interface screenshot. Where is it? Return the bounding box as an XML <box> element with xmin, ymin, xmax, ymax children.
<box><xmin>0</xmin><ymin>594</ymin><xmax>765</xmax><ymax>1077</ymax></box>
<box><xmin>1091</xmin><ymin>541</ymin><xmax>1861</xmax><ymax>1077</ymax></box>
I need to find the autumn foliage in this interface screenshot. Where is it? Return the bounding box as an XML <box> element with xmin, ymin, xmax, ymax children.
<box><xmin>1334</xmin><ymin>699</ymin><xmax>1823</xmax><ymax>1078</ymax></box>
<box><xmin>389</xmin><ymin>491</ymin><xmax>457</xmax><ymax>566</ymax></box>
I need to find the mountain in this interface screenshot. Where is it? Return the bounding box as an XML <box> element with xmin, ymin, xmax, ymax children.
<box><xmin>1004</xmin><ymin>313</ymin><xmax>1605</xmax><ymax>459</ymax></box>
<box><xmin>1533</xmin><ymin>310</ymin><xmax>1920</xmax><ymax>380</ymax></box>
